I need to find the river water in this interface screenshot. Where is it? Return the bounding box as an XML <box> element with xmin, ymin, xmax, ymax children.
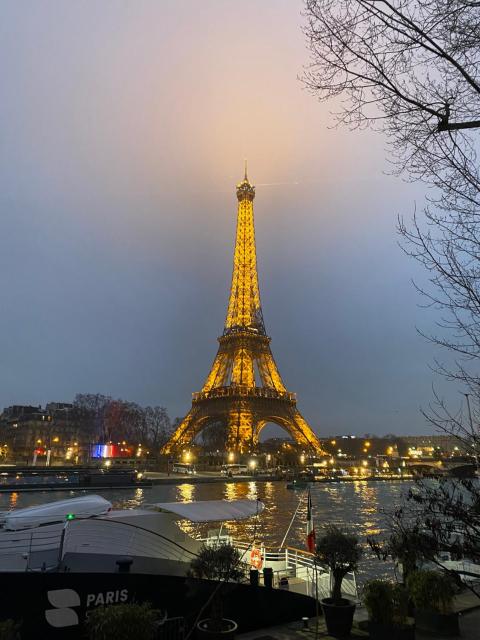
<box><xmin>0</xmin><ymin>479</ymin><xmax>411</xmax><ymax>584</ymax></box>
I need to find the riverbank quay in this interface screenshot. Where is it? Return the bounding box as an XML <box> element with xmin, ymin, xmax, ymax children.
<box><xmin>0</xmin><ymin>467</ymin><xmax>152</xmax><ymax>493</ymax></box>
<box><xmin>0</xmin><ymin>470</ymin><xmax>264</xmax><ymax>491</ymax></box>
<box><xmin>0</xmin><ymin>470</ymin><xmax>417</xmax><ymax>492</ymax></box>
<box><xmin>145</xmin><ymin>471</ymin><xmax>276</xmax><ymax>484</ymax></box>
<box><xmin>0</xmin><ymin>481</ymin><xmax>152</xmax><ymax>493</ymax></box>
<box><xmin>144</xmin><ymin>471</ymin><xmax>416</xmax><ymax>486</ymax></box>
<box><xmin>237</xmin><ymin>593</ymin><xmax>480</xmax><ymax>640</ymax></box>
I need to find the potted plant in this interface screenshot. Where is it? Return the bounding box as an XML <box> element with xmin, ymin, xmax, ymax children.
<box><xmin>406</xmin><ymin>570</ymin><xmax>458</xmax><ymax>637</ymax></box>
<box><xmin>84</xmin><ymin>602</ymin><xmax>160</xmax><ymax>640</ymax></box>
<box><xmin>363</xmin><ymin>579</ymin><xmax>414</xmax><ymax>640</ymax></box>
<box><xmin>189</xmin><ymin>543</ymin><xmax>245</xmax><ymax>639</ymax></box>
<box><xmin>0</xmin><ymin>620</ymin><xmax>21</xmax><ymax>640</ymax></box>
<box><xmin>316</xmin><ymin>525</ymin><xmax>362</xmax><ymax>638</ymax></box>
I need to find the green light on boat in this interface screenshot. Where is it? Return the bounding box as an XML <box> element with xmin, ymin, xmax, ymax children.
<box><xmin>66</xmin><ymin>513</ymin><xmax>76</xmax><ymax>520</ymax></box>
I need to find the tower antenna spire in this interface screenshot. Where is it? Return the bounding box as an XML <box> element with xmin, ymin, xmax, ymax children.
<box><xmin>244</xmin><ymin>159</ymin><xmax>248</xmax><ymax>182</ymax></box>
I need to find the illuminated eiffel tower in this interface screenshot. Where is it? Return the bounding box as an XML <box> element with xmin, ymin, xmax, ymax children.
<box><xmin>162</xmin><ymin>166</ymin><xmax>324</xmax><ymax>455</ymax></box>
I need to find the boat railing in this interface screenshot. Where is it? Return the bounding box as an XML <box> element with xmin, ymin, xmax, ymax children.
<box><xmin>199</xmin><ymin>537</ymin><xmax>358</xmax><ymax>601</ymax></box>
<box><xmin>0</xmin><ymin>522</ymin><xmax>64</xmax><ymax>571</ymax></box>
<box><xmin>202</xmin><ymin>534</ymin><xmax>234</xmax><ymax>547</ymax></box>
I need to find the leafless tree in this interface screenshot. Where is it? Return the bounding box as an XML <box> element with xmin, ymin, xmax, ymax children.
<box><xmin>73</xmin><ymin>393</ymin><xmax>112</xmax><ymax>441</ymax></box>
<box><xmin>73</xmin><ymin>394</ymin><xmax>173</xmax><ymax>453</ymax></box>
<box><xmin>304</xmin><ymin>0</ymin><xmax>480</xmax><ymax>431</ymax></box>
<box><xmin>144</xmin><ymin>406</ymin><xmax>172</xmax><ymax>451</ymax></box>
<box><xmin>303</xmin><ymin>1</ymin><xmax>480</xmax><ymax>179</ymax></box>
<box><xmin>304</xmin><ymin>2</ymin><xmax>480</xmax><ymax>582</ymax></box>
<box><xmin>369</xmin><ymin>482</ymin><xmax>480</xmax><ymax>597</ymax></box>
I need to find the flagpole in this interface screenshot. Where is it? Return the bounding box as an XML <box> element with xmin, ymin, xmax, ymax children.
<box><xmin>306</xmin><ymin>486</ymin><xmax>316</xmax><ymax>553</ymax></box>
<box><xmin>308</xmin><ymin>486</ymin><xmax>320</xmax><ymax>639</ymax></box>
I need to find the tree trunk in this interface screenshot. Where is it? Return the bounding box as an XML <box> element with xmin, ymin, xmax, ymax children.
<box><xmin>332</xmin><ymin>571</ymin><xmax>343</xmax><ymax>604</ymax></box>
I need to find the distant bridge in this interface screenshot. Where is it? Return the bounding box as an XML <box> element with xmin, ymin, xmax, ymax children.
<box><xmin>406</xmin><ymin>460</ymin><xmax>476</xmax><ymax>477</ymax></box>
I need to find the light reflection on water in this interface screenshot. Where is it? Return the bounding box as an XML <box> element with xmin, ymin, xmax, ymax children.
<box><xmin>9</xmin><ymin>492</ymin><xmax>19</xmax><ymax>509</ymax></box>
<box><xmin>177</xmin><ymin>483</ymin><xmax>196</xmax><ymax>503</ymax></box>
<box><xmin>0</xmin><ymin>480</ymin><xmax>411</xmax><ymax>581</ymax></box>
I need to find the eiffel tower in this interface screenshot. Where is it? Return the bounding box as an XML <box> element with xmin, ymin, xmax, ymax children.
<box><xmin>162</xmin><ymin>166</ymin><xmax>324</xmax><ymax>455</ymax></box>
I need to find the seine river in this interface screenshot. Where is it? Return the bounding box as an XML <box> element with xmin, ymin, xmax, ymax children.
<box><xmin>0</xmin><ymin>480</ymin><xmax>412</xmax><ymax>583</ymax></box>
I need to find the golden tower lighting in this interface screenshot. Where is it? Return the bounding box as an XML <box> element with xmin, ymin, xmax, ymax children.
<box><xmin>162</xmin><ymin>166</ymin><xmax>324</xmax><ymax>455</ymax></box>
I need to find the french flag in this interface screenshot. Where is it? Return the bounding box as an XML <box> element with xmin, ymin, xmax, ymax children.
<box><xmin>306</xmin><ymin>488</ymin><xmax>316</xmax><ymax>553</ymax></box>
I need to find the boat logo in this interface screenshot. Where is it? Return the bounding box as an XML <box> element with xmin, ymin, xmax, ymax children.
<box><xmin>45</xmin><ymin>589</ymin><xmax>80</xmax><ymax>628</ymax></box>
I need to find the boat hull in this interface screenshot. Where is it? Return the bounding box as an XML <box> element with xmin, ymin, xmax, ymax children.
<box><xmin>0</xmin><ymin>572</ymin><xmax>317</xmax><ymax>638</ymax></box>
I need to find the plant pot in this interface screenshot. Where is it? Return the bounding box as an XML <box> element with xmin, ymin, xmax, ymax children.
<box><xmin>368</xmin><ymin>621</ymin><xmax>415</xmax><ymax>640</ymax></box>
<box><xmin>263</xmin><ymin>567</ymin><xmax>273</xmax><ymax>589</ymax></box>
<box><xmin>414</xmin><ymin>610</ymin><xmax>459</xmax><ymax>637</ymax></box>
<box><xmin>249</xmin><ymin>569</ymin><xmax>259</xmax><ymax>587</ymax></box>
<box><xmin>321</xmin><ymin>598</ymin><xmax>356</xmax><ymax>638</ymax></box>
<box><xmin>196</xmin><ymin>618</ymin><xmax>238</xmax><ymax>640</ymax></box>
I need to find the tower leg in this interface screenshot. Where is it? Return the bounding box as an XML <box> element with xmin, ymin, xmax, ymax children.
<box><xmin>227</xmin><ymin>402</ymin><xmax>255</xmax><ymax>453</ymax></box>
<box><xmin>161</xmin><ymin>408</ymin><xmax>200</xmax><ymax>455</ymax></box>
<box><xmin>287</xmin><ymin>408</ymin><xmax>325</xmax><ymax>454</ymax></box>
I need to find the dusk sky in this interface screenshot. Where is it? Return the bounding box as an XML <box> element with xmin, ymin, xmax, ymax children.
<box><xmin>0</xmin><ymin>1</ymin><xmax>456</xmax><ymax>436</ymax></box>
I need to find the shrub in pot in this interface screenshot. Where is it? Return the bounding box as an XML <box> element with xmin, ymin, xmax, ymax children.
<box><xmin>316</xmin><ymin>526</ymin><xmax>361</xmax><ymax>638</ymax></box>
<box><xmin>85</xmin><ymin>602</ymin><xmax>159</xmax><ymax>640</ymax></box>
<box><xmin>0</xmin><ymin>620</ymin><xmax>21</xmax><ymax>640</ymax></box>
<box><xmin>363</xmin><ymin>579</ymin><xmax>414</xmax><ymax>640</ymax></box>
<box><xmin>189</xmin><ymin>543</ymin><xmax>245</xmax><ymax>639</ymax></box>
<box><xmin>406</xmin><ymin>570</ymin><xmax>458</xmax><ymax>637</ymax></box>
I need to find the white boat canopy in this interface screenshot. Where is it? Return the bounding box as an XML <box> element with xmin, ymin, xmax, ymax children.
<box><xmin>149</xmin><ymin>499</ymin><xmax>264</xmax><ymax>522</ymax></box>
<box><xmin>4</xmin><ymin>495</ymin><xmax>112</xmax><ymax>530</ymax></box>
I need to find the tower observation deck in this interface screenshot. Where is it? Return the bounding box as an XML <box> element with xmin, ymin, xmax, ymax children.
<box><xmin>162</xmin><ymin>167</ymin><xmax>324</xmax><ymax>455</ymax></box>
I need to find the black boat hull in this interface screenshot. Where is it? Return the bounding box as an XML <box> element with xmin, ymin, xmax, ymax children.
<box><xmin>0</xmin><ymin>572</ymin><xmax>316</xmax><ymax>638</ymax></box>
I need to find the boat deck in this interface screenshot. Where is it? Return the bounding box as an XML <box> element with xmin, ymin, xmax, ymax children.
<box><xmin>201</xmin><ymin>536</ymin><xmax>358</xmax><ymax>601</ymax></box>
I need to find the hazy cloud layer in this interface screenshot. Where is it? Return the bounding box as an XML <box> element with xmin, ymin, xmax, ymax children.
<box><xmin>0</xmin><ymin>1</ymin><xmax>454</xmax><ymax>436</ymax></box>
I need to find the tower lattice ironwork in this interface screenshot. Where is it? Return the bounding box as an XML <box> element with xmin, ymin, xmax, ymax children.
<box><xmin>162</xmin><ymin>167</ymin><xmax>324</xmax><ymax>455</ymax></box>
